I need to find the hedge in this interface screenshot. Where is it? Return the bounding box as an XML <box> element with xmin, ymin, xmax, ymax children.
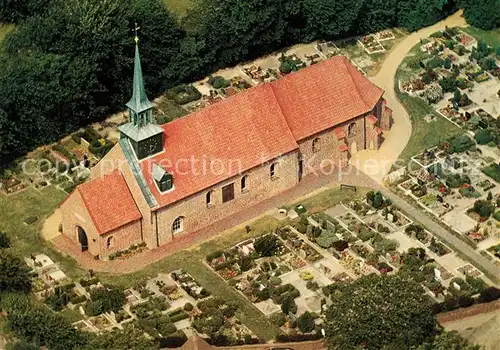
<box><xmin>166</xmin><ymin>85</ymin><xmax>201</xmax><ymax>105</ymax></box>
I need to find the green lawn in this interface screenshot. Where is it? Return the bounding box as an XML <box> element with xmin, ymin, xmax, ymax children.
<box><xmin>0</xmin><ymin>23</ymin><xmax>15</xmax><ymax>44</ymax></box>
<box><xmin>97</xmin><ymin>187</ymin><xmax>368</xmax><ymax>340</ymax></box>
<box><xmin>462</xmin><ymin>26</ymin><xmax>500</xmax><ymax>48</ymax></box>
<box><xmin>0</xmin><ymin>186</ymin><xmax>86</xmax><ymax>279</ymax></box>
<box><xmin>1</xmin><ymin>180</ymin><xmax>366</xmax><ymax>340</ymax></box>
<box><xmin>394</xmin><ymin>45</ymin><xmax>463</xmax><ymax>168</ymax></box>
<box><xmin>163</xmin><ymin>0</ymin><xmax>196</xmax><ymax>18</ymax></box>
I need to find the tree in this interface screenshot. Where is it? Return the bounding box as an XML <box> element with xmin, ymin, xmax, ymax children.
<box><xmin>1</xmin><ymin>293</ymin><xmax>88</xmax><ymax>349</ymax></box>
<box><xmin>316</xmin><ymin>230</ymin><xmax>338</xmax><ymax>248</ymax></box>
<box><xmin>281</xmin><ymin>295</ymin><xmax>297</xmax><ymax>315</ymax></box>
<box><xmin>86</xmin><ymin>285</ymin><xmax>125</xmax><ymax>315</ymax></box>
<box><xmin>254</xmin><ymin>235</ymin><xmax>280</xmax><ymax>257</ymax></box>
<box><xmin>193</xmin><ymin>0</ymin><xmax>298</xmax><ymax>68</ymax></box>
<box><xmin>0</xmin><ymin>0</ymin><xmax>52</xmax><ymax>23</ymax></box>
<box><xmin>0</xmin><ymin>251</ymin><xmax>32</xmax><ymax>293</ymax></box>
<box><xmin>84</xmin><ymin>324</ymin><xmax>158</xmax><ymax>349</ymax></box>
<box><xmin>355</xmin><ymin>0</ymin><xmax>397</xmax><ymax>34</ymax></box>
<box><xmin>462</xmin><ymin>0</ymin><xmax>500</xmax><ymax>30</ymax></box>
<box><xmin>397</xmin><ymin>0</ymin><xmax>458</xmax><ymax>32</ymax></box>
<box><xmin>302</xmin><ymin>0</ymin><xmax>363</xmax><ymax>40</ymax></box>
<box><xmin>297</xmin><ymin>311</ymin><xmax>315</xmax><ymax>333</ymax></box>
<box><xmin>325</xmin><ymin>274</ymin><xmax>436</xmax><ymax>349</ymax></box>
<box><xmin>420</xmin><ymin>330</ymin><xmax>480</xmax><ymax>350</ymax></box>
<box><xmin>475</xmin><ymin>128</ymin><xmax>494</xmax><ymax>145</ymax></box>
<box><xmin>0</xmin><ymin>231</ymin><xmax>11</xmax><ymax>249</ymax></box>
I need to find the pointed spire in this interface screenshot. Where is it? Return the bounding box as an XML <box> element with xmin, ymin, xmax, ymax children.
<box><xmin>126</xmin><ymin>37</ymin><xmax>154</xmax><ymax>115</ymax></box>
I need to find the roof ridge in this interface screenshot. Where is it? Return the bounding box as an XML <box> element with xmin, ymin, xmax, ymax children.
<box><xmin>342</xmin><ymin>56</ymin><xmax>370</xmax><ymax>110</ymax></box>
<box><xmin>268</xmin><ymin>84</ymin><xmax>300</xmax><ymax>145</ymax></box>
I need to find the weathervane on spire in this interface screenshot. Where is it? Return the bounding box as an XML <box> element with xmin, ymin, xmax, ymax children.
<box><xmin>133</xmin><ymin>22</ymin><xmax>140</xmax><ymax>44</ymax></box>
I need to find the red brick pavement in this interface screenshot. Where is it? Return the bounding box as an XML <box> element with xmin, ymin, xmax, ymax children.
<box><xmin>50</xmin><ymin>167</ymin><xmax>380</xmax><ymax>274</ymax></box>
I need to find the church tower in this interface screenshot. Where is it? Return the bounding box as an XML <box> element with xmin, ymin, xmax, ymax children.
<box><xmin>118</xmin><ymin>35</ymin><xmax>164</xmax><ymax>160</ymax></box>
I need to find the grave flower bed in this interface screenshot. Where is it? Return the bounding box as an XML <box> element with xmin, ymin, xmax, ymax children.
<box><xmin>234</xmin><ymin>269</ymin><xmax>300</xmax><ymax>307</ymax></box>
<box><xmin>346</xmin><ymin>199</ymin><xmax>374</xmax><ymax>216</ymax></box>
<box><xmin>166</xmin><ymin>84</ymin><xmax>202</xmax><ymax>105</ymax></box>
<box><xmin>428</xmin><ymin>237</ymin><xmax>451</xmax><ymax>256</ymax></box>
<box><xmin>405</xmin><ymin>224</ymin><xmax>431</xmax><ymax>244</ymax></box>
<box><xmin>171</xmin><ymin>270</ymin><xmax>210</xmax><ymax>300</ymax></box>
<box><xmin>194</xmin><ymin>297</ymin><xmax>257</xmax><ymax>346</ymax></box>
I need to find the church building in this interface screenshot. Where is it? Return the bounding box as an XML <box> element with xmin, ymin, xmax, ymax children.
<box><xmin>59</xmin><ymin>40</ymin><xmax>392</xmax><ymax>259</ymax></box>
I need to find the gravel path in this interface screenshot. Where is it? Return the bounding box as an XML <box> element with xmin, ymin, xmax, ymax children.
<box><xmin>353</xmin><ymin>11</ymin><xmax>468</xmax><ymax>183</ymax></box>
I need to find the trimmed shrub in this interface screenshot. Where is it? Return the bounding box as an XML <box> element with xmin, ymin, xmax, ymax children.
<box><xmin>270</xmin><ymin>313</ymin><xmax>287</xmax><ymax>327</ymax></box>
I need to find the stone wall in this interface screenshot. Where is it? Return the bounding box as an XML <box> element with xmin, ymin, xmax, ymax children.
<box><xmin>60</xmin><ymin>189</ymin><xmax>100</xmax><ymax>257</ymax></box>
<box><xmin>154</xmin><ymin>151</ymin><xmax>300</xmax><ymax>246</ymax></box>
<box><xmin>99</xmin><ymin>221</ymin><xmax>143</xmax><ymax>259</ymax></box>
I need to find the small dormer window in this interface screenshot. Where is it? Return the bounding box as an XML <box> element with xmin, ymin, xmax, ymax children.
<box><xmin>153</xmin><ymin>163</ymin><xmax>173</xmax><ymax>192</ymax></box>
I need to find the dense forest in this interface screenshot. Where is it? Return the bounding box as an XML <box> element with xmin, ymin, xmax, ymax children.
<box><xmin>0</xmin><ymin>0</ymin><xmax>497</xmax><ymax>166</ymax></box>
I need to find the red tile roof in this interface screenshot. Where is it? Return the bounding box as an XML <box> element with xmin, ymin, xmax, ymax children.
<box><xmin>142</xmin><ymin>83</ymin><xmax>299</xmax><ymax>208</ymax></box>
<box><xmin>78</xmin><ymin>170</ymin><xmax>142</xmax><ymax>234</ymax></box>
<box><xmin>374</xmin><ymin>127</ymin><xmax>382</xmax><ymax>135</ymax></box>
<box><xmin>366</xmin><ymin>115</ymin><xmax>378</xmax><ymax>124</ymax></box>
<box><xmin>270</xmin><ymin>56</ymin><xmax>383</xmax><ymax>140</ymax></box>
<box><xmin>139</xmin><ymin>57</ymin><xmax>383</xmax><ymax>208</ymax></box>
<box><xmin>334</xmin><ymin>127</ymin><xmax>345</xmax><ymax>139</ymax></box>
<box><xmin>339</xmin><ymin>144</ymin><xmax>349</xmax><ymax>152</ymax></box>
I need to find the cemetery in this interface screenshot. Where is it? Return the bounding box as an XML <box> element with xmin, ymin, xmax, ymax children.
<box><xmin>399</xmin><ymin>26</ymin><xmax>499</xmax><ymax>132</ymax></box>
<box><xmin>394</xmin><ymin>130</ymin><xmax>499</xmax><ymax>255</ymax></box>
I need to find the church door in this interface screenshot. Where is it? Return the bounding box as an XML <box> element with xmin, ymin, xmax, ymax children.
<box><xmin>77</xmin><ymin>226</ymin><xmax>88</xmax><ymax>252</ymax></box>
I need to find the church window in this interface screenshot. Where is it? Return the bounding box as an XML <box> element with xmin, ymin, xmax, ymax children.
<box><xmin>348</xmin><ymin>123</ymin><xmax>356</xmax><ymax>137</ymax></box>
<box><xmin>312</xmin><ymin>138</ymin><xmax>320</xmax><ymax>153</ymax></box>
<box><xmin>172</xmin><ymin>217</ymin><xmax>184</xmax><ymax>234</ymax></box>
<box><xmin>106</xmin><ymin>236</ymin><xmax>113</xmax><ymax>249</ymax></box>
<box><xmin>222</xmin><ymin>183</ymin><xmax>235</xmax><ymax>203</ymax></box>
<box><xmin>206</xmin><ymin>190</ymin><xmax>212</xmax><ymax>207</ymax></box>
<box><xmin>241</xmin><ymin>175</ymin><xmax>248</xmax><ymax>192</ymax></box>
<box><xmin>270</xmin><ymin>163</ymin><xmax>277</xmax><ymax>179</ymax></box>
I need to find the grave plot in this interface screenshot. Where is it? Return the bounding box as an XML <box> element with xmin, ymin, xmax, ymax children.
<box><xmin>276</xmin><ymin>226</ymin><xmax>324</xmax><ymax>263</ymax></box>
<box><xmin>404</xmin><ymin>224</ymin><xmax>432</xmax><ymax>245</ymax></box>
<box><xmin>278</xmin><ymin>53</ymin><xmax>307</xmax><ymax>75</ymax></box>
<box><xmin>233</xmin><ymin>270</ymin><xmax>301</xmax><ymax>315</ymax></box>
<box><xmin>316</xmin><ymin>40</ymin><xmax>339</xmax><ymax>58</ymax></box>
<box><xmin>206</xmin><ymin>234</ymin><xmax>294</xmax><ymax>280</ymax></box>
<box><xmin>456</xmin><ymin>264</ymin><xmax>482</xmax><ymax>278</ymax></box>
<box><xmin>242</xmin><ymin>65</ymin><xmax>281</xmax><ymax>84</ymax></box>
<box><xmin>428</xmin><ymin>237</ymin><xmax>452</xmax><ymax>257</ymax></box>
<box><xmin>193</xmin><ymin>297</ymin><xmax>258</xmax><ymax>346</ymax></box>
<box><xmin>171</xmin><ymin>270</ymin><xmax>211</xmax><ymax>301</ymax></box>
<box><xmin>359</xmin><ymin>35</ymin><xmax>385</xmax><ymax>54</ymax></box>
<box><xmin>376</xmin><ymin>30</ymin><xmax>396</xmax><ymax>42</ymax></box>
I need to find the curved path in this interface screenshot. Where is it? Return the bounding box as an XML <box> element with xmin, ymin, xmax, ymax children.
<box><xmin>46</xmin><ymin>12</ymin><xmax>500</xmax><ymax>280</ymax></box>
<box><xmin>353</xmin><ymin>11</ymin><xmax>467</xmax><ymax>183</ymax></box>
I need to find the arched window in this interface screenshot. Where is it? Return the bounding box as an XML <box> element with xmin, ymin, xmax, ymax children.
<box><xmin>106</xmin><ymin>236</ymin><xmax>113</xmax><ymax>249</ymax></box>
<box><xmin>241</xmin><ymin>175</ymin><xmax>248</xmax><ymax>192</ymax></box>
<box><xmin>312</xmin><ymin>138</ymin><xmax>320</xmax><ymax>153</ymax></box>
<box><xmin>172</xmin><ymin>216</ymin><xmax>184</xmax><ymax>234</ymax></box>
<box><xmin>206</xmin><ymin>191</ymin><xmax>212</xmax><ymax>207</ymax></box>
<box><xmin>270</xmin><ymin>163</ymin><xmax>277</xmax><ymax>179</ymax></box>
<box><xmin>348</xmin><ymin>122</ymin><xmax>356</xmax><ymax>137</ymax></box>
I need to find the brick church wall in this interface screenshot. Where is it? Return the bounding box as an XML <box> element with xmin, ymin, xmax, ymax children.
<box><xmin>154</xmin><ymin>151</ymin><xmax>299</xmax><ymax>246</ymax></box>
<box><xmin>99</xmin><ymin>221</ymin><xmax>143</xmax><ymax>259</ymax></box>
<box><xmin>60</xmin><ymin>190</ymin><xmax>100</xmax><ymax>257</ymax></box>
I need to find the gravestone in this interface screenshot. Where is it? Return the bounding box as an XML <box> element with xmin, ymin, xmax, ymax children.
<box><xmin>298</xmin><ymin>249</ymin><xmax>307</xmax><ymax>260</ymax></box>
<box><xmin>387</xmin><ymin>213</ymin><xmax>394</xmax><ymax>222</ymax></box>
<box><xmin>434</xmin><ymin>268</ymin><xmax>442</xmax><ymax>280</ymax></box>
<box><xmin>453</xmin><ymin>282</ymin><xmax>461</xmax><ymax>291</ymax></box>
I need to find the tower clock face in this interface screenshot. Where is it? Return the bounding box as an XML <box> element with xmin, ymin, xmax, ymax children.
<box><xmin>139</xmin><ymin>136</ymin><xmax>161</xmax><ymax>159</ymax></box>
